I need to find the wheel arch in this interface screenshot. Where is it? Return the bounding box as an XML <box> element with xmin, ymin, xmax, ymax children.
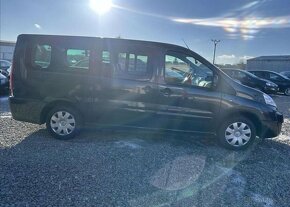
<box><xmin>217</xmin><ymin>110</ymin><xmax>262</xmax><ymax>137</ymax></box>
<box><xmin>40</xmin><ymin>100</ymin><xmax>82</xmax><ymax>124</ymax></box>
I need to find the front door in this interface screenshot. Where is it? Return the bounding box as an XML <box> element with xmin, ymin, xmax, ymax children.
<box><xmin>156</xmin><ymin>51</ymin><xmax>221</xmax><ymax>133</ymax></box>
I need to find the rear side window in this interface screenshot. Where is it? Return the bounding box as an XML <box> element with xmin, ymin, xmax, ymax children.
<box><xmin>101</xmin><ymin>44</ymin><xmax>153</xmax><ymax>80</ymax></box>
<box><xmin>130</xmin><ymin>55</ymin><xmax>148</xmax><ymax>73</ymax></box>
<box><xmin>252</xmin><ymin>71</ymin><xmax>264</xmax><ymax>78</ymax></box>
<box><xmin>33</xmin><ymin>44</ymin><xmax>51</xmax><ymax>69</ymax></box>
<box><xmin>66</xmin><ymin>49</ymin><xmax>90</xmax><ymax>69</ymax></box>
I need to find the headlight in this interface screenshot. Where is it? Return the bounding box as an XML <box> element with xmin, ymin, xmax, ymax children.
<box><xmin>266</xmin><ymin>82</ymin><xmax>275</xmax><ymax>87</ymax></box>
<box><xmin>263</xmin><ymin>93</ymin><xmax>277</xmax><ymax>108</ymax></box>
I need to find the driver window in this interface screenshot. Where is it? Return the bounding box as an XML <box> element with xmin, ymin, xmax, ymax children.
<box><xmin>165</xmin><ymin>53</ymin><xmax>213</xmax><ymax>88</ymax></box>
<box><xmin>165</xmin><ymin>55</ymin><xmax>190</xmax><ymax>84</ymax></box>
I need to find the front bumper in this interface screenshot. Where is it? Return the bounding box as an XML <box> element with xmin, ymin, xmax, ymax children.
<box><xmin>261</xmin><ymin>111</ymin><xmax>283</xmax><ymax>138</ymax></box>
<box><xmin>264</xmin><ymin>85</ymin><xmax>279</xmax><ymax>94</ymax></box>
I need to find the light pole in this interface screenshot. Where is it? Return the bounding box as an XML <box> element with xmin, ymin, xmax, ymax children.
<box><xmin>211</xmin><ymin>39</ymin><xmax>220</xmax><ymax>65</ymax></box>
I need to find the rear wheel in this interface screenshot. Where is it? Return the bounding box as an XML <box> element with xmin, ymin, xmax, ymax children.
<box><xmin>46</xmin><ymin>106</ymin><xmax>81</xmax><ymax>140</ymax></box>
<box><xmin>285</xmin><ymin>88</ymin><xmax>290</xmax><ymax>96</ymax></box>
<box><xmin>218</xmin><ymin>117</ymin><xmax>256</xmax><ymax>150</ymax></box>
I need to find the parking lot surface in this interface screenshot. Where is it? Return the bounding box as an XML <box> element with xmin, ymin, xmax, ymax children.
<box><xmin>0</xmin><ymin>95</ymin><xmax>290</xmax><ymax>207</ymax></box>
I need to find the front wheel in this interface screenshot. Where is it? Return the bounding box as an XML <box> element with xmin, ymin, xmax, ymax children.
<box><xmin>284</xmin><ymin>88</ymin><xmax>290</xmax><ymax>96</ymax></box>
<box><xmin>46</xmin><ymin>106</ymin><xmax>81</xmax><ymax>140</ymax></box>
<box><xmin>218</xmin><ymin>117</ymin><xmax>256</xmax><ymax>150</ymax></box>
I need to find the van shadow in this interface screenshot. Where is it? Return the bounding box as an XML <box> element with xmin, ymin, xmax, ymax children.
<box><xmin>1</xmin><ymin>126</ymin><xmax>290</xmax><ymax>206</ymax></box>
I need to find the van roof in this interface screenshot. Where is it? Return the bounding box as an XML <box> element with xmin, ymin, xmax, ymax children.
<box><xmin>18</xmin><ymin>34</ymin><xmax>191</xmax><ymax>52</ymax></box>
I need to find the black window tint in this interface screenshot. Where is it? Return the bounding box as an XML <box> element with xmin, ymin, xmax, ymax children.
<box><xmin>253</xmin><ymin>72</ymin><xmax>263</xmax><ymax>78</ymax></box>
<box><xmin>66</xmin><ymin>49</ymin><xmax>90</xmax><ymax>69</ymax></box>
<box><xmin>33</xmin><ymin>44</ymin><xmax>51</xmax><ymax>69</ymax></box>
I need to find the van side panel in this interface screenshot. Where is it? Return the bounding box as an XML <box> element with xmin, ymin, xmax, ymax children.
<box><xmin>10</xmin><ymin>35</ymin><xmax>99</xmax><ymax>124</ymax></box>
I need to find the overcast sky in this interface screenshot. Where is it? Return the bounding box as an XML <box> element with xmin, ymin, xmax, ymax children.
<box><xmin>1</xmin><ymin>0</ymin><xmax>290</xmax><ymax>64</ymax></box>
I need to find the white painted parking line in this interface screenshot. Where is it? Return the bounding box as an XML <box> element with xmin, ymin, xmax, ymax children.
<box><xmin>0</xmin><ymin>115</ymin><xmax>12</xmax><ymax>118</ymax></box>
<box><xmin>0</xmin><ymin>112</ymin><xmax>12</xmax><ymax>119</ymax></box>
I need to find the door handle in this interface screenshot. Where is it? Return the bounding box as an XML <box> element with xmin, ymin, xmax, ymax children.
<box><xmin>160</xmin><ymin>88</ymin><xmax>172</xmax><ymax>96</ymax></box>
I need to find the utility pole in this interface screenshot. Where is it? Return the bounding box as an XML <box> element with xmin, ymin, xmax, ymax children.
<box><xmin>211</xmin><ymin>39</ymin><xmax>220</xmax><ymax>65</ymax></box>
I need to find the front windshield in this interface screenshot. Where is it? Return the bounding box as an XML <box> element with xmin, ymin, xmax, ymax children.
<box><xmin>278</xmin><ymin>73</ymin><xmax>290</xmax><ymax>80</ymax></box>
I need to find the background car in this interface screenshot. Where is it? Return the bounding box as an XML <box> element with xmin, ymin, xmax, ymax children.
<box><xmin>0</xmin><ymin>60</ymin><xmax>12</xmax><ymax>78</ymax></box>
<box><xmin>223</xmin><ymin>69</ymin><xmax>279</xmax><ymax>94</ymax></box>
<box><xmin>0</xmin><ymin>60</ymin><xmax>12</xmax><ymax>70</ymax></box>
<box><xmin>0</xmin><ymin>68</ymin><xmax>9</xmax><ymax>77</ymax></box>
<box><xmin>7</xmin><ymin>66</ymin><xmax>11</xmax><ymax>77</ymax></box>
<box><xmin>280</xmin><ymin>71</ymin><xmax>290</xmax><ymax>79</ymax></box>
<box><xmin>249</xmin><ymin>70</ymin><xmax>290</xmax><ymax>96</ymax></box>
<box><xmin>0</xmin><ymin>73</ymin><xmax>9</xmax><ymax>94</ymax></box>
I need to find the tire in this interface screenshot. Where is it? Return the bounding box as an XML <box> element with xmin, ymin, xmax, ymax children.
<box><xmin>217</xmin><ymin>117</ymin><xmax>256</xmax><ymax>150</ymax></box>
<box><xmin>284</xmin><ymin>88</ymin><xmax>290</xmax><ymax>96</ymax></box>
<box><xmin>46</xmin><ymin>106</ymin><xmax>82</xmax><ymax>140</ymax></box>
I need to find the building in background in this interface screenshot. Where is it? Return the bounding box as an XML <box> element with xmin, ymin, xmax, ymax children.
<box><xmin>247</xmin><ymin>56</ymin><xmax>290</xmax><ymax>72</ymax></box>
<box><xmin>0</xmin><ymin>40</ymin><xmax>16</xmax><ymax>61</ymax></box>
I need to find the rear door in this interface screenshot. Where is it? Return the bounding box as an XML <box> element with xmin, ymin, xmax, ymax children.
<box><xmin>156</xmin><ymin>50</ymin><xmax>221</xmax><ymax>133</ymax></box>
<box><xmin>89</xmin><ymin>40</ymin><xmax>160</xmax><ymax>127</ymax></box>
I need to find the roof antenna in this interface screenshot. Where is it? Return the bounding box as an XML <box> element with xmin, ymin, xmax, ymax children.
<box><xmin>182</xmin><ymin>38</ymin><xmax>190</xmax><ymax>50</ymax></box>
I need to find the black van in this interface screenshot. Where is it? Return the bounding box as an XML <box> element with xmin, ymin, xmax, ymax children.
<box><xmin>222</xmin><ymin>68</ymin><xmax>278</xmax><ymax>94</ymax></box>
<box><xmin>9</xmin><ymin>34</ymin><xmax>283</xmax><ymax>150</ymax></box>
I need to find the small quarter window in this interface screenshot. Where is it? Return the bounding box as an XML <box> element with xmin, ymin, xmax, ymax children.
<box><xmin>136</xmin><ymin>55</ymin><xmax>148</xmax><ymax>72</ymax></box>
<box><xmin>128</xmin><ymin>54</ymin><xmax>136</xmax><ymax>71</ymax></box>
<box><xmin>102</xmin><ymin>51</ymin><xmax>111</xmax><ymax>63</ymax></box>
<box><xmin>117</xmin><ymin>53</ymin><xmax>127</xmax><ymax>71</ymax></box>
<box><xmin>33</xmin><ymin>44</ymin><xmax>51</xmax><ymax>69</ymax></box>
<box><xmin>66</xmin><ymin>49</ymin><xmax>90</xmax><ymax>69</ymax></box>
